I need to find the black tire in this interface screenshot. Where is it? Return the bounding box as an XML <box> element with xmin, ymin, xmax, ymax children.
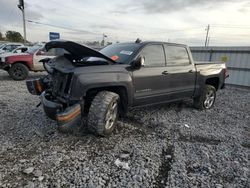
<box><xmin>193</xmin><ymin>85</ymin><xmax>216</xmax><ymax>110</ymax></box>
<box><xmin>87</xmin><ymin>91</ymin><xmax>119</xmax><ymax>136</ymax></box>
<box><xmin>8</xmin><ymin>63</ymin><xmax>29</xmax><ymax>80</ymax></box>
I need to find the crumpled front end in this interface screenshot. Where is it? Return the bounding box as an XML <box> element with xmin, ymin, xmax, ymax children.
<box><xmin>26</xmin><ymin>78</ymin><xmax>45</xmax><ymax>95</ymax></box>
<box><xmin>26</xmin><ymin>70</ymin><xmax>82</xmax><ymax>131</ymax></box>
<box><xmin>40</xmin><ymin>92</ymin><xmax>82</xmax><ymax>132</ymax></box>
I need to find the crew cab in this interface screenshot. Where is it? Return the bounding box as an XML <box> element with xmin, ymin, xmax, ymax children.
<box><xmin>0</xmin><ymin>44</ymin><xmax>62</xmax><ymax>80</ymax></box>
<box><xmin>26</xmin><ymin>40</ymin><xmax>228</xmax><ymax>136</ymax></box>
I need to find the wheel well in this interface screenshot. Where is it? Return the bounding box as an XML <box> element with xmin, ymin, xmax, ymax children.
<box><xmin>84</xmin><ymin>86</ymin><xmax>128</xmax><ymax>115</ymax></box>
<box><xmin>11</xmin><ymin>61</ymin><xmax>30</xmax><ymax>70</ymax></box>
<box><xmin>205</xmin><ymin>77</ymin><xmax>219</xmax><ymax>90</ymax></box>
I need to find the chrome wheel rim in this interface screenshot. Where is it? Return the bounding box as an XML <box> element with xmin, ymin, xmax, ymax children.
<box><xmin>105</xmin><ymin>100</ymin><xmax>118</xmax><ymax>130</ymax></box>
<box><xmin>204</xmin><ymin>90</ymin><xmax>215</xmax><ymax>109</ymax></box>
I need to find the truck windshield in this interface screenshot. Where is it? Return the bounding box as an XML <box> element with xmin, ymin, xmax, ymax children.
<box><xmin>26</xmin><ymin>45</ymin><xmax>43</xmax><ymax>54</ymax></box>
<box><xmin>0</xmin><ymin>44</ymin><xmax>6</xmax><ymax>49</ymax></box>
<box><xmin>100</xmin><ymin>43</ymin><xmax>141</xmax><ymax>63</ymax></box>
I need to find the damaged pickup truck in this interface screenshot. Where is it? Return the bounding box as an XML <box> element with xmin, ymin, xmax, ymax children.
<box><xmin>26</xmin><ymin>40</ymin><xmax>228</xmax><ymax>136</ymax></box>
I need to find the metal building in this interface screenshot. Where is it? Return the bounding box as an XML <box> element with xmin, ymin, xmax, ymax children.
<box><xmin>191</xmin><ymin>46</ymin><xmax>250</xmax><ymax>87</ymax></box>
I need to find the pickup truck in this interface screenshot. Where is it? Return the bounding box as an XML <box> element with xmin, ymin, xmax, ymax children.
<box><xmin>0</xmin><ymin>44</ymin><xmax>60</xmax><ymax>80</ymax></box>
<box><xmin>26</xmin><ymin>40</ymin><xmax>228</xmax><ymax>136</ymax></box>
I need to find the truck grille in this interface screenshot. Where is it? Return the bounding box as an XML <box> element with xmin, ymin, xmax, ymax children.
<box><xmin>51</xmin><ymin>72</ymin><xmax>73</xmax><ymax>98</ymax></box>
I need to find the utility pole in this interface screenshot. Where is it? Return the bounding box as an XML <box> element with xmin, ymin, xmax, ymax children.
<box><xmin>205</xmin><ymin>24</ymin><xmax>210</xmax><ymax>47</ymax></box>
<box><xmin>17</xmin><ymin>0</ymin><xmax>27</xmax><ymax>44</ymax></box>
<box><xmin>102</xmin><ymin>34</ymin><xmax>107</xmax><ymax>46</ymax></box>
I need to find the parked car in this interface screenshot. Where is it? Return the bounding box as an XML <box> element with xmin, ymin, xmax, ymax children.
<box><xmin>0</xmin><ymin>44</ymin><xmax>63</xmax><ymax>80</ymax></box>
<box><xmin>26</xmin><ymin>40</ymin><xmax>228</xmax><ymax>136</ymax></box>
<box><xmin>0</xmin><ymin>43</ymin><xmax>24</xmax><ymax>54</ymax></box>
<box><xmin>0</xmin><ymin>46</ymin><xmax>29</xmax><ymax>58</ymax></box>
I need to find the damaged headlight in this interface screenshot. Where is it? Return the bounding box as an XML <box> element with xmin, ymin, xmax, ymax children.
<box><xmin>44</xmin><ymin>62</ymin><xmax>54</xmax><ymax>74</ymax></box>
<box><xmin>39</xmin><ymin>58</ymin><xmax>54</xmax><ymax>74</ymax></box>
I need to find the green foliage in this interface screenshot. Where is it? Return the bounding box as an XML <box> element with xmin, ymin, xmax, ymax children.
<box><xmin>107</xmin><ymin>42</ymin><xmax>113</xmax><ymax>45</ymax></box>
<box><xmin>0</xmin><ymin>32</ymin><xmax>3</xmax><ymax>40</ymax></box>
<box><xmin>5</xmin><ymin>31</ymin><xmax>24</xmax><ymax>42</ymax></box>
<box><xmin>221</xmin><ymin>56</ymin><xmax>228</xmax><ymax>63</ymax></box>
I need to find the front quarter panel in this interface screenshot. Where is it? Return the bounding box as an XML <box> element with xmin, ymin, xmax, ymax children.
<box><xmin>69</xmin><ymin>71</ymin><xmax>133</xmax><ymax>105</ymax></box>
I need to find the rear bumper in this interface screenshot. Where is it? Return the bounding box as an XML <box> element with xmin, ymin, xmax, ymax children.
<box><xmin>41</xmin><ymin>92</ymin><xmax>81</xmax><ymax>129</ymax></box>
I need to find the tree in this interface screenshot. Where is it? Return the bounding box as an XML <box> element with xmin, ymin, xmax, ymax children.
<box><xmin>0</xmin><ymin>32</ymin><xmax>3</xmax><ymax>40</ymax></box>
<box><xmin>5</xmin><ymin>31</ymin><xmax>24</xmax><ymax>42</ymax></box>
<box><xmin>101</xmin><ymin>39</ymin><xmax>105</xmax><ymax>46</ymax></box>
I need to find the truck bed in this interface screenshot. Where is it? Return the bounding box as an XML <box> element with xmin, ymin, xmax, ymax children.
<box><xmin>195</xmin><ymin>61</ymin><xmax>226</xmax><ymax>73</ymax></box>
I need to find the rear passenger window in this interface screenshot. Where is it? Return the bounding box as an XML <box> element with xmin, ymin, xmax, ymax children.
<box><xmin>140</xmin><ymin>45</ymin><xmax>165</xmax><ymax>67</ymax></box>
<box><xmin>164</xmin><ymin>45</ymin><xmax>190</xmax><ymax>66</ymax></box>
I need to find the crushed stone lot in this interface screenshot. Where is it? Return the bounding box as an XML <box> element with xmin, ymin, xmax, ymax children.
<box><xmin>0</xmin><ymin>70</ymin><xmax>249</xmax><ymax>188</ymax></box>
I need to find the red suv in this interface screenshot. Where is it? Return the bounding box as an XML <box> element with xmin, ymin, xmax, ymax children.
<box><xmin>0</xmin><ymin>44</ymin><xmax>61</xmax><ymax>80</ymax></box>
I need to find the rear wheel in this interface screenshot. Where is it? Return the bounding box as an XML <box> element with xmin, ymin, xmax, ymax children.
<box><xmin>87</xmin><ymin>91</ymin><xmax>119</xmax><ymax>136</ymax></box>
<box><xmin>193</xmin><ymin>85</ymin><xmax>216</xmax><ymax>110</ymax></box>
<box><xmin>8</xmin><ymin>63</ymin><xmax>29</xmax><ymax>80</ymax></box>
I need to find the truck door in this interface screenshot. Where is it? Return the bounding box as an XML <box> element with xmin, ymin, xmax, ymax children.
<box><xmin>163</xmin><ymin>44</ymin><xmax>196</xmax><ymax>99</ymax></box>
<box><xmin>132</xmin><ymin>44</ymin><xmax>169</xmax><ymax>106</ymax></box>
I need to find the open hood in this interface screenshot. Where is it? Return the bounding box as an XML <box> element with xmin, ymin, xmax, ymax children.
<box><xmin>45</xmin><ymin>40</ymin><xmax>116</xmax><ymax>64</ymax></box>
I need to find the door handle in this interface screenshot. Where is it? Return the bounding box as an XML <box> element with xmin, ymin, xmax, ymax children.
<box><xmin>188</xmin><ymin>70</ymin><xmax>194</xmax><ymax>73</ymax></box>
<box><xmin>162</xmin><ymin>71</ymin><xmax>168</xmax><ymax>75</ymax></box>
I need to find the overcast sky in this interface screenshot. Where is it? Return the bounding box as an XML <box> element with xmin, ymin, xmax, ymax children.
<box><xmin>0</xmin><ymin>0</ymin><xmax>250</xmax><ymax>46</ymax></box>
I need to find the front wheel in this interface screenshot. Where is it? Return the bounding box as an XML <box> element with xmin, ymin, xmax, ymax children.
<box><xmin>87</xmin><ymin>91</ymin><xmax>119</xmax><ymax>136</ymax></box>
<box><xmin>8</xmin><ymin>63</ymin><xmax>29</xmax><ymax>80</ymax></box>
<box><xmin>193</xmin><ymin>85</ymin><xmax>216</xmax><ymax>110</ymax></box>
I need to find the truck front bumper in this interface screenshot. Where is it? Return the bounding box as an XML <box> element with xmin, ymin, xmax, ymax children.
<box><xmin>41</xmin><ymin>92</ymin><xmax>81</xmax><ymax>131</ymax></box>
<box><xmin>0</xmin><ymin>61</ymin><xmax>10</xmax><ymax>70</ymax></box>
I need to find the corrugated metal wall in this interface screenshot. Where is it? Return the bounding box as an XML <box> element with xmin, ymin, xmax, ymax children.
<box><xmin>191</xmin><ymin>47</ymin><xmax>250</xmax><ymax>87</ymax></box>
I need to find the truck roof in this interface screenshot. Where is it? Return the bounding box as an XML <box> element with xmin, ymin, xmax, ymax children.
<box><xmin>118</xmin><ymin>41</ymin><xmax>188</xmax><ymax>48</ymax></box>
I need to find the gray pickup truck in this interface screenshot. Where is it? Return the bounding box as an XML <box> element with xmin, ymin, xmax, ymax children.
<box><xmin>26</xmin><ymin>40</ymin><xmax>228</xmax><ymax>136</ymax></box>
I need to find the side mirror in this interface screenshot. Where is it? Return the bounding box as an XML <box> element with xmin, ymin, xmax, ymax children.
<box><xmin>36</xmin><ymin>50</ymin><xmax>45</xmax><ymax>55</ymax></box>
<box><xmin>131</xmin><ymin>56</ymin><xmax>145</xmax><ymax>69</ymax></box>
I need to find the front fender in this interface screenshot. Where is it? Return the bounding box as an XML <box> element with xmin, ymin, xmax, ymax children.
<box><xmin>69</xmin><ymin>72</ymin><xmax>133</xmax><ymax>105</ymax></box>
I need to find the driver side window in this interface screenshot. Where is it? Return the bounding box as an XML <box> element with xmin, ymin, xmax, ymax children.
<box><xmin>139</xmin><ymin>45</ymin><xmax>166</xmax><ymax>67</ymax></box>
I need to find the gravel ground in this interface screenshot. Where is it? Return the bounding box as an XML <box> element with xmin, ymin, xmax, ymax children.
<box><xmin>0</xmin><ymin>70</ymin><xmax>249</xmax><ymax>188</ymax></box>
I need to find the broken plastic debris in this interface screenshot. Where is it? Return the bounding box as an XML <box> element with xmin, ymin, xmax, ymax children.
<box><xmin>115</xmin><ymin>159</ymin><xmax>130</xmax><ymax>170</ymax></box>
<box><xmin>184</xmin><ymin>124</ymin><xmax>190</xmax><ymax>128</ymax></box>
